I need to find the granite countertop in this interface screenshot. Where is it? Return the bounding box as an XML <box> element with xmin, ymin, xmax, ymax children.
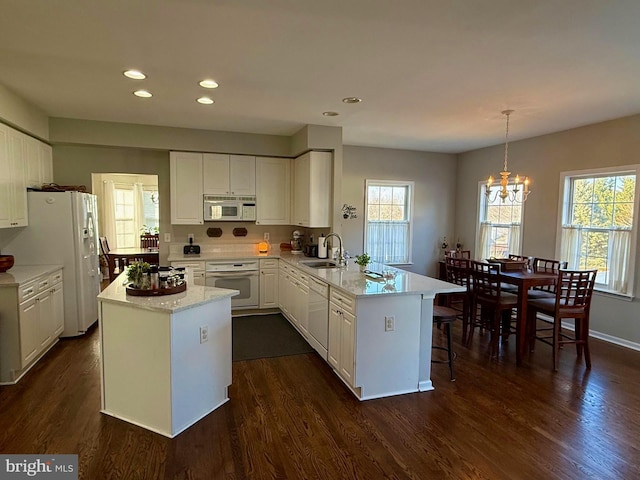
<box><xmin>97</xmin><ymin>273</ymin><xmax>238</xmax><ymax>313</ymax></box>
<box><xmin>0</xmin><ymin>265</ymin><xmax>64</xmax><ymax>287</ymax></box>
<box><xmin>278</xmin><ymin>253</ymin><xmax>464</xmax><ymax>299</ymax></box>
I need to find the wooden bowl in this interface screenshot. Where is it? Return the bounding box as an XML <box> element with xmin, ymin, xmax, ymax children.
<box><xmin>0</xmin><ymin>255</ymin><xmax>15</xmax><ymax>273</ymax></box>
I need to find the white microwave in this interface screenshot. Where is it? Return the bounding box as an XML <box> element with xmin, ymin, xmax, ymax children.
<box><xmin>203</xmin><ymin>195</ymin><xmax>257</xmax><ymax>222</ymax></box>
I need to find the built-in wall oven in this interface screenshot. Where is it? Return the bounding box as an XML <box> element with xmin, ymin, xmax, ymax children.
<box><xmin>205</xmin><ymin>260</ymin><xmax>259</xmax><ymax>309</ymax></box>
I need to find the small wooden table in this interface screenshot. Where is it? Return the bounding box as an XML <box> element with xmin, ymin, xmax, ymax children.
<box><xmin>107</xmin><ymin>248</ymin><xmax>159</xmax><ymax>282</ymax></box>
<box><xmin>498</xmin><ymin>270</ymin><xmax>557</xmax><ymax>366</ymax></box>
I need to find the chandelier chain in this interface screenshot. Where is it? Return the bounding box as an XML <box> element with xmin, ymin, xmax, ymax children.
<box><xmin>503</xmin><ymin>111</ymin><xmax>510</xmax><ymax>172</ymax></box>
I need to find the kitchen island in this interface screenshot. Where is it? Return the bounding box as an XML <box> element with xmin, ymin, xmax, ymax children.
<box><xmin>97</xmin><ymin>275</ymin><xmax>238</xmax><ymax>437</ymax></box>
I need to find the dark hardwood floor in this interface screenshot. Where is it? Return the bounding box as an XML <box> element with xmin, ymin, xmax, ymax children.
<box><xmin>1</xmin><ymin>318</ymin><xmax>639</xmax><ymax>479</ymax></box>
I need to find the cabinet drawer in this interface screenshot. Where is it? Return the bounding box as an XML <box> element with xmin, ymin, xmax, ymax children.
<box><xmin>330</xmin><ymin>287</ymin><xmax>355</xmax><ymax>315</ymax></box>
<box><xmin>171</xmin><ymin>261</ymin><xmax>205</xmax><ymax>272</ymax></box>
<box><xmin>49</xmin><ymin>269</ymin><xmax>63</xmax><ymax>286</ymax></box>
<box><xmin>310</xmin><ymin>277</ymin><xmax>329</xmax><ymax>296</ymax></box>
<box><xmin>19</xmin><ymin>281</ymin><xmax>37</xmax><ymax>303</ymax></box>
<box><xmin>36</xmin><ymin>276</ymin><xmax>50</xmax><ymax>292</ymax></box>
<box><xmin>260</xmin><ymin>258</ymin><xmax>278</xmax><ymax>269</ymax></box>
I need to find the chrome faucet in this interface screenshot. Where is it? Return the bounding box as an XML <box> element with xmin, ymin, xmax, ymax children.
<box><xmin>323</xmin><ymin>233</ymin><xmax>346</xmax><ymax>267</ymax></box>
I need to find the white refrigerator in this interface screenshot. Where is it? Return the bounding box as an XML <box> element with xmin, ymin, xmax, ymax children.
<box><xmin>6</xmin><ymin>191</ymin><xmax>101</xmax><ymax>337</ymax></box>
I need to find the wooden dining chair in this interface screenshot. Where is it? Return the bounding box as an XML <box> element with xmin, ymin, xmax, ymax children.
<box><xmin>468</xmin><ymin>261</ymin><xmax>518</xmax><ymax>357</ymax></box>
<box><xmin>445</xmin><ymin>250</ymin><xmax>471</xmax><ymax>259</ymax></box>
<box><xmin>442</xmin><ymin>256</ymin><xmax>472</xmax><ymax>343</ymax></box>
<box><xmin>527</xmin><ymin>269</ymin><xmax>597</xmax><ymax>371</ymax></box>
<box><xmin>528</xmin><ymin>257</ymin><xmax>568</xmax><ymax>299</ymax></box>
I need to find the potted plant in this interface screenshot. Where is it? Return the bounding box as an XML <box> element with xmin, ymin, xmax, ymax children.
<box><xmin>354</xmin><ymin>253</ymin><xmax>371</xmax><ymax>272</ymax></box>
<box><xmin>126</xmin><ymin>260</ymin><xmax>151</xmax><ymax>289</ymax></box>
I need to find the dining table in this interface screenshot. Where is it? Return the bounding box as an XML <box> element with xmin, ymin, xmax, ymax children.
<box><xmin>498</xmin><ymin>269</ymin><xmax>558</xmax><ymax>365</ymax></box>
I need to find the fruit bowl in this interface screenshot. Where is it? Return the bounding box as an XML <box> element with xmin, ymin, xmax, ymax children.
<box><xmin>0</xmin><ymin>255</ymin><xmax>15</xmax><ymax>273</ymax></box>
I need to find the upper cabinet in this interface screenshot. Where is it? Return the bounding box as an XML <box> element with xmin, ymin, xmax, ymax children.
<box><xmin>170</xmin><ymin>152</ymin><xmax>204</xmax><ymax>225</ymax></box>
<box><xmin>25</xmin><ymin>136</ymin><xmax>53</xmax><ymax>189</ymax></box>
<box><xmin>203</xmin><ymin>154</ymin><xmax>256</xmax><ymax>196</ymax></box>
<box><xmin>292</xmin><ymin>151</ymin><xmax>332</xmax><ymax>228</ymax></box>
<box><xmin>256</xmin><ymin>157</ymin><xmax>291</xmax><ymax>225</ymax></box>
<box><xmin>0</xmin><ymin>124</ymin><xmax>28</xmax><ymax>228</ymax></box>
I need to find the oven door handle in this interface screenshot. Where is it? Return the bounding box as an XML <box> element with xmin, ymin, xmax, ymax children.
<box><xmin>206</xmin><ymin>271</ymin><xmax>258</xmax><ymax>277</ymax></box>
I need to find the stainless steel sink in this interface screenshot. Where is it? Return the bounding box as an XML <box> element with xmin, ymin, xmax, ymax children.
<box><xmin>300</xmin><ymin>261</ymin><xmax>338</xmax><ymax>269</ymax></box>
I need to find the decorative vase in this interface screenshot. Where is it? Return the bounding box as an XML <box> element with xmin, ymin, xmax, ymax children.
<box><xmin>359</xmin><ymin>264</ymin><xmax>367</xmax><ymax>272</ymax></box>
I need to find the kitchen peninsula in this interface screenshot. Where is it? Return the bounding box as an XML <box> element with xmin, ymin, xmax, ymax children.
<box><xmin>97</xmin><ymin>276</ymin><xmax>238</xmax><ymax>437</ymax></box>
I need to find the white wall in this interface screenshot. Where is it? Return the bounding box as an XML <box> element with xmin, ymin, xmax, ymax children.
<box><xmin>456</xmin><ymin>114</ymin><xmax>640</xmax><ymax>347</ymax></box>
<box><xmin>342</xmin><ymin>145</ymin><xmax>457</xmax><ymax>276</ymax></box>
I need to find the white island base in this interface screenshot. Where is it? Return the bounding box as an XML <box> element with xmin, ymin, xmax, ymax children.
<box><xmin>98</xmin><ymin>282</ymin><xmax>236</xmax><ymax>438</ymax></box>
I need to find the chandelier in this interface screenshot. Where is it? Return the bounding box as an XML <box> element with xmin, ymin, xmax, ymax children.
<box><xmin>485</xmin><ymin>109</ymin><xmax>531</xmax><ymax>204</ymax></box>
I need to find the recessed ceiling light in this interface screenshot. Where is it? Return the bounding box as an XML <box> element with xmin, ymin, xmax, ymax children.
<box><xmin>342</xmin><ymin>97</ymin><xmax>362</xmax><ymax>104</ymax></box>
<box><xmin>199</xmin><ymin>79</ymin><xmax>219</xmax><ymax>89</ymax></box>
<box><xmin>323</xmin><ymin>111</ymin><xmax>339</xmax><ymax>116</ymax></box>
<box><xmin>124</xmin><ymin>70</ymin><xmax>146</xmax><ymax>80</ymax></box>
<box><xmin>197</xmin><ymin>97</ymin><xmax>214</xmax><ymax>105</ymax></box>
<box><xmin>133</xmin><ymin>90</ymin><xmax>152</xmax><ymax>98</ymax></box>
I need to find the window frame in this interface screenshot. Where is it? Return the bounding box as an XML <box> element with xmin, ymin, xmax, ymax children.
<box><xmin>475</xmin><ymin>181</ymin><xmax>525</xmax><ymax>259</ymax></box>
<box><xmin>363</xmin><ymin>179</ymin><xmax>414</xmax><ymax>266</ymax></box>
<box><xmin>555</xmin><ymin>164</ymin><xmax>639</xmax><ymax>299</ymax></box>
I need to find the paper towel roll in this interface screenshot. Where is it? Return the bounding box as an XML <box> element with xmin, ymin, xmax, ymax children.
<box><xmin>317</xmin><ymin>235</ymin><xmax>328</xmax><ymax>258</ymax></box>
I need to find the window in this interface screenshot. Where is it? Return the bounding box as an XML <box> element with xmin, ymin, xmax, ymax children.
<box><xmin>364</xmin><ymin>180</ymin><xmax>413</xmax><ymax>264</ymax></box>
<box><xmin>114</xmin><ymin>188</ymin><xmax>135</xmax><ymax>248</ymax></box>
<box><xmin>476</xmin><ymin>184</ymin><xmax>524</xmax><ymax>260</ymax></box>
<box><xmin>113</xmin><ymin>185</ymin><xmax>159</xmax><ymax>249</ymax></box>
<box><xmin>558</xmin><ymin>166</ymin><xmax>638</xmax><ymax>297</ymax></box>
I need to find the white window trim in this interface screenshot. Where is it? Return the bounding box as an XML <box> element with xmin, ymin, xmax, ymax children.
<box><xmin>475</xmin><ymin>181</ymin><xmax>525</xmax><ymax>258</ymax></box>
<box><xmin>555</xmin><ymin>164</ymin><xmax>640</xmax><ymax>299</ymax></box>
<box><xmin>364</xmin><ymin>179</ymin><xmax>414</xmax><ymax>265</ymax></box>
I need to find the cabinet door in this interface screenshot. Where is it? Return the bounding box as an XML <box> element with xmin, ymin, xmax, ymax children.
<box><xmin>256</xmin><ymin>157</ymin><xmax>291</xmax><ymax>225</ymax></box>
<box><xmin>340</xmin><ymin>310</ymin><xmax>356</xmax><ymax>386</ymax></box>
<box><xmin>278</xmin><ymin>268</ymin><xmax>288</xmax><ymax>313</ymax></box>
<box><xmin>296</xmin><ymin>281</ymin><xmax>309</xmax><ymax>336</ymax></box>
<box><xmin>37</xmin><ymin>290</ymin><xmax>53</xmax><ymax>349</ymax></box>
<box><xmin>19</xmin><ymin>298</ymin><xmax>40</xmax><ymax>368</ymax></box>
<box><xmin>259</xmin><ymin>268</ymin><xmax>279</xmax><ymax>308</ymax></box>
<box><xmin>292</xmin><ymin>152</ymin><xmax>310</xmax><ymax>226</ymax></box>
<box><xmin>170</xmin><ymin>152</ymin><xmax>204</xmax><ymax>224</ymax></box>
<box><xmin>51</xmin><ymin>283</ymin><xmax>65</xmax><ymax>337</ymax></box>
<box><xmin>229</xmin><ymin>155</ymin><xmax>256</xmax><ymax>195</ymax></box>
<box><xmin>328</xmin><ymin>304</ymin><xmax>341</xmax><ymax>370</ymax></box>
<box><xmin>40</xmin><ymin>142</ymin><xmax>54</xmax><ymax>185</ymax></box>
<box><xmin>0</xmin><ymin>124</ymin><xmax>11</xmax><ymax>228</ymax></box>
<box><xmin>203</xmin><ymin>153</ymin><xmax>230</xmax><ymax>194</ymax></box>
<box><xmin>7</xmin><ymin>128</ymin><xmax>28</xmax><ymax>227</ymax></box>
<box><xmin>25</xmin><ymin>135</ymin><xmax>41</xmax><ymax>189</ymax></box>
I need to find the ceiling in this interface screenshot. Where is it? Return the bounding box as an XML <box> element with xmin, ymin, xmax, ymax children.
<box><xmin>1</xmin><ymin>0</ymin><xmax>640</xmax><ymax>154</ymax></box>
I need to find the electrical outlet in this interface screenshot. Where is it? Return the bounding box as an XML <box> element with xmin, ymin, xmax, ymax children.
<box><xmin>188</xmin><ymin>233</ymin><xmax>194</xmax><ymax>242</ymax></box>
<box><xmin>264</xmin><ymin>232</ymin><xmax>270</xmax><ymax>241</ymax></box>
<box><xmin>164</xmin><ymin>233</ymin><xmax>171</xmax><ymax>243</ymax></box>
<box><xmin>199</xmin><ymin>325</ymin><xmax>209</xmax><ymax>344</ymax></box>
<box><xmin>385</xmin><ymin>316</ymin><xmax>395</xmax><ymax>332</ymax></box>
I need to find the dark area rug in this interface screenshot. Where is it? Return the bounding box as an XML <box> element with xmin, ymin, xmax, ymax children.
<box><xmin>232</xmin><ymin>313</ymin><xmax>314</xmax><ymax>361</ymax></box>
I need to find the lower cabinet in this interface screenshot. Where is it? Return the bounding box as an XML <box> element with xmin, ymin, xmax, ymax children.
<box><xmin>0</xmin><ymin>268</ymin><xmax>64</xmax><ymax>383</ymax></box>
<box><xmin>259</xmin><ymin>259</ymin><xmax>279</xmax><ymax>309</ymax></box>
<box><xmin>328</xmin><ymin>288</ymin><xmax>356</xmax><ymax>388</ymax></box>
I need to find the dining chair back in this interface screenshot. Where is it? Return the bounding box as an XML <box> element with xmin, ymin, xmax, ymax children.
<box><xmin>468</xmin><ymin>261</ymin><xmax>518</xmax><ymax>356</ymax></box>
<box><xmin>99</xmin><ymin>236</ymin><xmax>110</xmax><ymax>256</ymax></box>
<box><xmin>527</xmin><ymin>269</ymin><xmax>597</xmax><ymax>371</ymax></box>
<box><xmin>443</xmin><ymin>256</ymin><xmax>472</xmax><ymax>343</ymax></box>
<box><xmin>445</xmin><ymin>250</ymin><xmax>471</xmax><ymax>259</ymax></box>
<box><xmin>529</xmin><ymin>257</ymin><xmax>568</xmax><ymax>297</ymax></box>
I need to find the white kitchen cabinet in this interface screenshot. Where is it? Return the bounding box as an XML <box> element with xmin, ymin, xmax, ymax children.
<box><xmin>292</xmin><ymin>151</ymin><xmax>332</xmax><ymax>227</ymax></box>
<box><xmin>256</xmin><ymin>157</ymin><xmax>291</xmax><ymax>225</ymax></box>
<box><xmin>278</xmin><ymin>264</ymin><xmax>290</xmax><ymax>315</ymax></box>
<box><xmin>293</xmin><ymin>270</ymin><xmax>309</xmax><ymax>337</ymax></box>
<box><xmin>259</xmin><ymin>258</ymin><xmax>279</xmax><ymax>309</ymax></box>
<box><xmin>170</xmin><ymin>151</ymin><xmax>204</xmax><ymax>225</ymax></box>
<box><xmin>203</xmin><ymin>153</ymin><xmax>256</xmax><ymax>196</ymax></box>
<box><xmin>0</xmin><ymin>267</ymin><xmax>65</xmax><ymax>383</ymax></box>
<box><xmin>25</xmin><ymin>136</ymin><xmax>53</xmax><ymax>189</ymax></box>
<box><xmin>328</xmin><ymin>287</ymin><xmax>357</xmax><ymax>387</ymax></box>
<box><xmin>0</xmin><ymin>124</ymin><xmax>28</xmax><ymax>228</ymax></box>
